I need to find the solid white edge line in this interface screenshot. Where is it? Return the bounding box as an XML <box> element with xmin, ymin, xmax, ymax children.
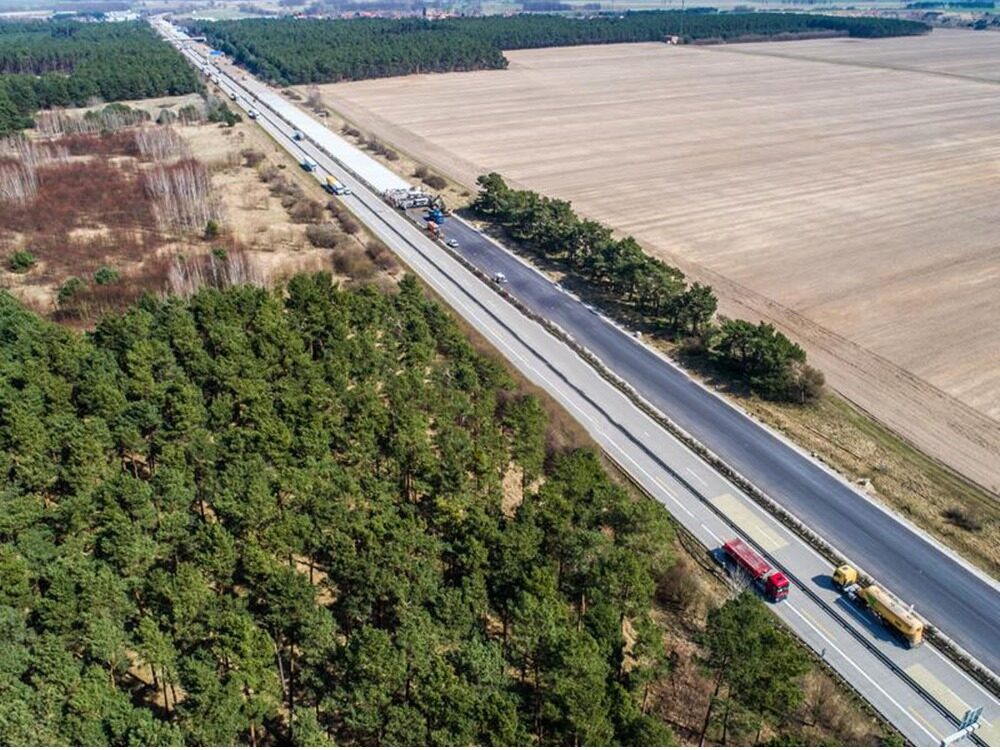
<box><xmin>785</xmin><ymin>601</ymin><xmax>938</xmax><ymax>744</ymax></box>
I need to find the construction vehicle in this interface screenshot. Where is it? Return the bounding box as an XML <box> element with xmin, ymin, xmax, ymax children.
<box><xmin>721</xmin><ymin>538</ymin><xmax>790</xmax><ymax>602</ymax></box>
<box><xmin>423</xmin><ymin>207</ymin><xmax>446</xmax><ymax>225</ymax></box>
<box><xmin>324</xmin><ymin>175</ymin><xmax>352</xmax><ymax>196</ymax></box>
<box><xmin>833</xmin><ymin>565</ymin><xmax>923</xmax><ymax>647</ymax></box>
<box><xmin>300</xmin><ymin>157</ymin><xmax>318</xmax><ymax>172</ymax></box>
<box><xmin>384</xmin><ymin>188</ymin><xmax>433</xmax><ymax>210</ymax></box>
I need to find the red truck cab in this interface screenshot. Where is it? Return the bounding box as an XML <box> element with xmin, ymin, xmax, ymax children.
<box><xmin>765</xmin><ymin>570</ymin><xmax>790</xmax><ymax>601</ymax></box>
<box><xmin>722</xmin><ymin>538</ymin><xmax>790</xmax><ymax>602</ymax></box>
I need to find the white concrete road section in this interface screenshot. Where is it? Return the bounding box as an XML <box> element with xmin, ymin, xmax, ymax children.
<box><xmin>177</xmin><ymin>28</ymin><xmax>407</xmax><ymax>193</ymax></box>
<box><xmin>239</xmin><ymin>76</ymin><xmax>409</xmax><ymax>193</ymax></box>
<box><xmin>154</xmin><ymin>18</ymin><xmax>999</xmax><ymax>746</ymax></box>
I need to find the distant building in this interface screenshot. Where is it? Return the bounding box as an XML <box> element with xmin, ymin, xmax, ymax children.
<box><xmin>104</xmin><ymin>10</ymin><xmax>141</xmax><ymax>22</ymax></box>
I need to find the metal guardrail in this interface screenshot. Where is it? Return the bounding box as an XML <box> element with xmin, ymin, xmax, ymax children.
<box><xmin>396</xmin><ymin>218</ymin><xmax>991</xmax><ymax>745</ymax></box>
<box><xmin>166</xmin><ymin>33</ymin><xmax>994</xmax><ymax>742</ymax></box>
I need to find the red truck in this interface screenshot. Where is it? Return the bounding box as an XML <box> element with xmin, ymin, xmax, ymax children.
<box><xmin>722</xmin><ymin>538</ymin><xmax>790</xmax><ymax>602</ymax></box>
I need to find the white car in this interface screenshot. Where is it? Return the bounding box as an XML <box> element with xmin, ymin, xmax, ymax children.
<box><xmin>445</xmin><ymin>238</ymin><xmax>459</xmax><ymax>248</ymax></box>
<box><xmin>492</xmin><ymin>272</ymin><xmax>507</xmax><ymax>284</ymax></box>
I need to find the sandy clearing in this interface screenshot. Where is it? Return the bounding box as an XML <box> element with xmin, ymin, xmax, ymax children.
<box><xmin>317</xmin><ymin>29</ymin><xmax>1000</xmax><ymax>491</ymax></box>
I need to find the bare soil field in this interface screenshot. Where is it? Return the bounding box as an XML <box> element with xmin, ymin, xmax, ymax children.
<box><xmin>317</xmin><ymin>29</ymin><xmax>1000</xmax><ymax>492</ymax></box>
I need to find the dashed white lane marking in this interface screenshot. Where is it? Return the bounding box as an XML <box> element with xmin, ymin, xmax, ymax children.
<box><xmin>654</xmin><ymin>478</ymin><xmax>695</xmax><ymax>518</ymax></box>
<box><xmin>208</xmin><ymin>64</ymin><xmax>981</xmax><ymax>748</ymax></box>
<box><xmin>701</xmin><ymin>524</ymin><xmax>723</xmax><ymax>545</ymax></box>
<box><xmin>784</xmin><ymin>601</ymin><xmax>938</xmax><ymax>744</ymax></box>
<box><xmin>685</xmin><ymin>466</ymin><xmax>708</xmax><ymax>487</ymax></box>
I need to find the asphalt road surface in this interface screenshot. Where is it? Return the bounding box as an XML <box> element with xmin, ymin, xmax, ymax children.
<box><xmin>439</xmin><ymin>215</ymin><xmax>1000</xmax><ymax>675</ymax></box>
<box><xmin>155</xmin><ymin>19</ymin><xmax>999</xmax><ymax>744</ymax></box>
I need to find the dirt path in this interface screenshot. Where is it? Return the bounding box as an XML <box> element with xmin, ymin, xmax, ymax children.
<box><xmin>322</xmin><ymin>89</ymin><xmax>1000</xmax><ymax>494</ymax></box>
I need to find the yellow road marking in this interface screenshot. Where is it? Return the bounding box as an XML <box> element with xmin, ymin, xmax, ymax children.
<box><xmin>975</xmin><ymin>716</ymin><xmax>1000</xmax><ymax>747</ymax></box>
<box><xmin>905</xmin><ymin>663</ymin><xmax>968</xmax><ymax>719</ymax></box>
<box><xmin>711</xmin><ymin>493</ymin><xmax>787</xmax><ymax>552</ymax></box>
<box><xmin>908</xmin><ymin>706</ymin><xmax>940</xmax><ymax>741</ymax></box>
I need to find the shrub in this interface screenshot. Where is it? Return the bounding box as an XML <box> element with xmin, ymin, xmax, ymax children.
<box><xmin>366</xmin><ymin>240</ymin><xmax>399</xmax><ymax>273</ymax></box>
<box><xmin>384</xmin><ymin>149</ymin><xmax>400</xmax><ymax>162</ymax></box>
<box><xmin>414</xmin><ymin>165</ymin><xmax>429</xmax><ymax>179</ymax></box>
<box><xmin>177</xmin><ymin>104</ymin><xmax>202</xmax><ymax>124</ymax></box>
<box><xmin>423</xmin><ymin>174</ymin><xmax>447</xmax><ymax>190</ymax></box>
<box><xmin>678</xmin><ymin>335</ymin><xmax>708</xmax><ymax>356</ymax></box>
<box><xmin>259</xmin><ymin>164</ymin><xmax>281</xmax><ymax>183</ymax></box>
<box><xmin>7</xmin><ymin>250</ymin><xmax>37</xmax><ymax>273</ymax></box>
<box><xmin>785</xmin><ymin>362</ymin><xmax>825</xmax><ymax>404</ymax></box>
<box><xmin>206</xmin><ymin>100</ymin><xmax>242</xmax><ymax>127</ymax></box>
<box><xmin>204</xmin><ymin>219</ymin><xmax>222</xmax><ymax>239</ymax></box>
<box><xmin>332</xmin><ymin>246</ymin><xmax>376</xmax><ymax>280</ymax></box>
<box><xmin>942</xmin><ymin>507</ymin><xmax>983</xmax><ymax>532</ymax></box>
<box><xmin>339</xmin><ymin>215</ymin><xmax>361</xmax><ymax>235</ymax></box>
<box><xmin>94</xmin><ymin>266</ymin><xmax>120</xmax><ymax>285</ymax></box>
<box><xmin>57</xmin><ymin>276</ymin><xmax>86</xmax><ymax>305</ymax></box>
<box><xmin>289</xmin><ymin>199</ymin><xmax>325</xmax><ymax>223</ymax></box>
<box><xmin>241</xmin><ymin>149</ymin><xmax>266</xmax><ymax>168</ymax></box>
<box><xmin>306</xmin><ymin>223</ymin><xmax>340</xmax><ymax>248</ymax></box>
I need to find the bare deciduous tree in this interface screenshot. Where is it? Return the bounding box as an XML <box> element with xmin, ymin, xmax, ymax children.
<box><xmin>135</xmin><ymin>127</ymin><xmax>190</xmax><ymax>162</ymax></box>
<box><xmin>0</xmin><ymin>160</ymin><xmax>39</xmax><ymax>205</ymax></box>
<box><xmin>142</xmin><ymin>159</ymin><xmax>223</xmax><ymax>233</ymax></box>
<box><xmin>0</xmin><ymin>136</ymin><xmax>69</xmax><ymax>205</ymax></box>
<box><xmin>306</xmin><ymin>85</ymin><xmax>322</xmax><ymax>111</ymax></box>
<box><xmin>167</xmin><ymin>249</ymin><xmax>264</xmax><ymax>297</ymax></box>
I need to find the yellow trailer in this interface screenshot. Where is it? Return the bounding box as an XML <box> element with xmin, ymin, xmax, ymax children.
<box><xmin>833</xmin><ymin>565</ymin><xmax>924</xmax><ymax>647</ymax></box>
<box><xmin>857</xmin><ymin>584</ymin><xmax>924</xmax><ymax>647</ymax></box>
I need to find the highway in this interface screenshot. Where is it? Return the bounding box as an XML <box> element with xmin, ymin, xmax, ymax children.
<box><xmin>441</xmin><ymin>214</ymin><xmax>1000</xmax><ymax>674</ymax></box>
<box><xmin>155</xmin><ymin>19</ymin><xmax>999</xmax><ymax>745</ymax></box>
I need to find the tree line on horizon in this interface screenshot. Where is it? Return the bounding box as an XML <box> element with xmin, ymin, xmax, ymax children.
<box><xmin>186</xmin><ymin>11</ymin><xmax>929</xmax><ymax>86</ymax></box>
<box><xmin>0</xmin><ymin>21</ymin><xmax>201</xmax><ymax>136</ymax></box>
<box><xmin>472</xmin><ymin>173</ymin><xmax>825</xmax><ymax>404</ymax></box>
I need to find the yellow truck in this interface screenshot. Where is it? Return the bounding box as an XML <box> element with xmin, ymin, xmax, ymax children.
<box><xmin>833</xmin><ymin>565</ymin><xmax>924</xmax><ymax>647</ymax></box>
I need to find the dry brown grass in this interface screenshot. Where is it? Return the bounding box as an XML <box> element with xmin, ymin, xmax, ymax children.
<box><xmin>0</xmin><ymin>101</ymin><xmax>399</xmax><ymax>324</ymax></box>
<box><xmin>733</xmin><ymin>388</ymin><xmax>1000</xmax><ymax>577</ymax></box>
